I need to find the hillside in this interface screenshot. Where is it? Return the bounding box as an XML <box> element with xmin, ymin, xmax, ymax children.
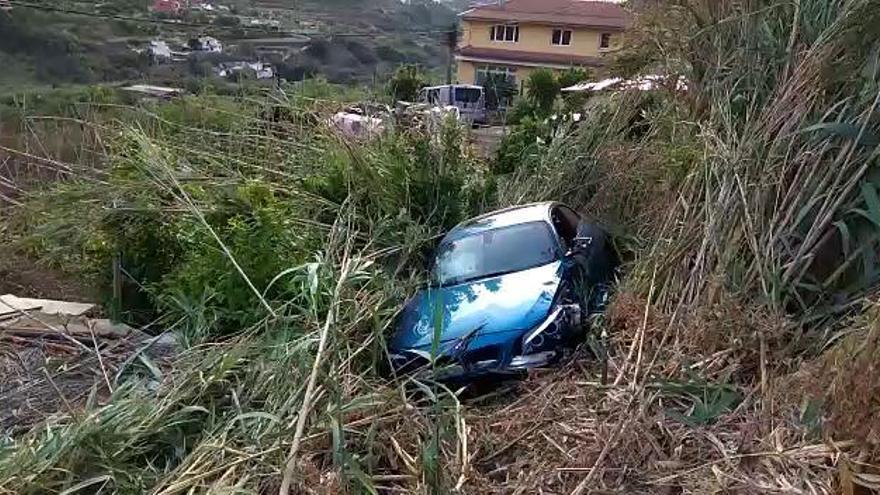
<box><xmin>0</xmin><ymin>0</ymin><xmax>459</xmax><ymax>91</ymax></box>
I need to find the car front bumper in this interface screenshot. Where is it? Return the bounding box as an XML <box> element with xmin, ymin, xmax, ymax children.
<box><xmin>389</xmin><ymin>349</ymin><xmax>559</xmax><ymax>381</ymax></box>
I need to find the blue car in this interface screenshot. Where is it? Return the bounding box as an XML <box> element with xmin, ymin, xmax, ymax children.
<box><xmin>389</xmin><ymin>202</ymin><xmax>618</xmax><ymax>379</ymax></box>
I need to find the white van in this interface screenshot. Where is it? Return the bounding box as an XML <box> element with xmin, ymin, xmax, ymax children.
<box><xmin>418</xmin><ymin>84</ymin><xmax>486</xmax><ymax>124</ymax></box>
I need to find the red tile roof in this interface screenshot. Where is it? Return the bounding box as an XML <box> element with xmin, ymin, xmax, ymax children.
<box><xmin>151</xmin><ymin>0</ymin><xmax>181</xmax><ymax>13</ymax></box>
<box><xmin>457</xmin><ymin>45</ymin><xmax>604</xmax><ymax>67</ymax></box>
<box><xmin>462</xmin><ymin>0</ymin><xmax>632</xmax><ymax>30</ymax></box>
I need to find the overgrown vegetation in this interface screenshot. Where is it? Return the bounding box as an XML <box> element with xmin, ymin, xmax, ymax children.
<box><xmin>388</xmin><ymin>64</ymin><xmax>427</xmax><ymax>103</ymax></box>
<box><xmin>3</xmin><ymin>0</ymin><xmax>880</xmax><ymax>494</ymax></box>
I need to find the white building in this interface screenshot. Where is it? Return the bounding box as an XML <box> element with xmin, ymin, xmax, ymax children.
<box><xmin>216</xmin><ymin>61</ymin><xmax>275</xmax><ymax>80</ymax></box>
<box><xmin>148</xmin><ymin>40</ymin><xmax>173</xmax><ymax>63</ymax></box>
<box><xmin>191</xmin><ymin>36</ymin><xmax>223</xmax><ymax>53</ymax></box>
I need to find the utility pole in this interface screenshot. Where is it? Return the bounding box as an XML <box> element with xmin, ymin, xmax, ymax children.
<box><xmin>446</xmin><ymin>23</ymin><xmax>457</xmax><ymax>85</ymax></box>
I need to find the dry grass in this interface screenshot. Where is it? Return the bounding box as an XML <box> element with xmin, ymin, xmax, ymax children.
<box><xmin>443</xmin><ymin>292</ymin><xmax>873</xmax><ymax>495</ymax></box>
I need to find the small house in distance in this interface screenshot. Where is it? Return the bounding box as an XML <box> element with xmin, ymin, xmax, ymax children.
<box><xmin>151</xmin><ymin>0</ymin><xmax>182</xmax><ymax>14</ymax></box>
<box><xmin>147</xmin><ymin>40</ymin><xmax>173</xmax><ymax>64</ymax></box>
<box><xmin>189</xmin><ymin>36</ymin><xmax>223</xmax><ymax>53</ymax></box>
<box><xmin>456</xmin><ymin>0</ymin><xmax>631</xmax><ymax>91</ymax></box>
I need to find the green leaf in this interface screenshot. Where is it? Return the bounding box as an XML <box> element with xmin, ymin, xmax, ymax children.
<box><xmin>833</xmin><ymin>220</ymin><xmax>852</xmax><ymax>255</ymax></box>
<box><xmin>262</xmin><ymin>263</ymin><xmax>311</xmax><ymax>297</ymax></box>
<box><xmin>59</xmin><ymin>475</ymin><xmax>112</xmax><ymax>494</ymax></box>
<box><xmin>863</xmin><ymin>242</ymin><xmax>878</xmax><ymax>288</ymax></box>
<box><xmin>233</xmin><ymin>411</ymin><xmax>281</xmax><ymax>425</ymax></box>
<box><xmin>861</xmin><ymin>182</ymin><xmax>880</xmax><ymax>228</ymax></box>
<box><xmin>346</xmin><ymin>458</ymin><xmax>378</xmax><ymax>495</ymax></box>
<box><xmin>800</xmin><ymin>122</ymin><xmax>880</xmax><ymax>147</ymax></box>
<box><xmin>136</xmin><ymin>353</ymin><xmax>163</xmax><ymax>382</ymax></box>
<box><xmin>330</xmin><ymin>416</ymin><xmax>345</xmax><ymax>468</ymax></box>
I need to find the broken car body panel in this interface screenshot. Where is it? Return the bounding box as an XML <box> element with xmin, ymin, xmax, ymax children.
<box><xmin>391</xmin><ymin>261</ymin><xmax>563</xmax><ymax>353</ymax></box>
<box><xmin>389</xmin><ymin>202</ymin><xmax>615</xmax><ymax>379</ymax></box>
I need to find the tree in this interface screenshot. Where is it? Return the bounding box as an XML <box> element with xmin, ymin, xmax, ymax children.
<box><xmin>557</xmin><ymin>68</ymin><xmax>592</xmax><ymax>112</ymax></box>
<box><xmin>526</xmin><ymin>69</ymin><xmax>559</xmax><ymax>115</ymax></box>
<box><xmin>483</xmin><ymin>73</ymin><xmax>517</xmax><ymax>110</ymax></box>
<box><xmin>557</xmin><ymin>68</ymin><xmax>590</xmax><ymax>89</ymax></box>
<box><xmin>389</xmin><ymin>64</ymin><xmax>426</xmax><ymax>102</ymax></box>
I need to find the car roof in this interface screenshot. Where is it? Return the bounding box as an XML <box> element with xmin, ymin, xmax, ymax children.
<box><xmin>422</xmin><ymin>84</ymin><xmax>484</xmax><ymax>90</ymax></box>
<box><xmin>444</xmin><ymin>202</ymin><xmax>560</xmax><ymax>240</ymax></box>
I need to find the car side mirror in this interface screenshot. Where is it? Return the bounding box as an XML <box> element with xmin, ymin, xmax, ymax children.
<box><xmin>567</xmin><ymin>236</ymin><xmax>593</xmax><ymax>256</ymax></box>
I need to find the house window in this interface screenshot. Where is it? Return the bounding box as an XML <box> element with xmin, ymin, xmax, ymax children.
<box><xmin>552</xmin><ymin>29</ymin><xmax>572</xmax><ymax>46</ymax></box>
<box><xmin>490</xmin><ymin>24</ymin><xmax>519</xmax><ymax>42</ymax></box>
<box><xmin>475</xmin><ymin>65</ymin><xmax>516</xmax><ymax>85</ymax></box>
<box><xmin>599</xmin><ymin>33</ymin><xmax>612</xmax><ymax>49</ymax></box>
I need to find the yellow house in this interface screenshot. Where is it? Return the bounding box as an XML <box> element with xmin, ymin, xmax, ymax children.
<box><xmin>456</xmin><ymin>0</ymin><xmax>631</xmax><ymax>92</ymax></box>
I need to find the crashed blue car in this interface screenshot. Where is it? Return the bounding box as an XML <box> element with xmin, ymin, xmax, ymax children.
<box><xmin>389</xmin><ymin>202</ymin><xmax>617</xmax><ymax>379</ymax></box>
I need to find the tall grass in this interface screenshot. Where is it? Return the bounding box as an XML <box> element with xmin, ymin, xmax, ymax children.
<box><xmin>633</xmin><ymin>0</ymin><xmax>880</xmax><ymax>317</ymax></box>
<box><xmin>1</xmin><ymin>87</ymin><xmax>485</xmax><ymax>493</ymax></box>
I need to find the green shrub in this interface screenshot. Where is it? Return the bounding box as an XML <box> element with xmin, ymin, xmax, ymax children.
<box><xmin>557</xmin><ymin>68</ymin><xmax>591</xmax><ymax>112</ymax></box>
<box><xmin>483</xmin><ymin>73</ymin><xmax>518</xmax><ymax>110</ymax></box>
<box><xmin>493</xmin><ymin>116</ymin><xmax>549</xmax><ymax>175</ymax></box>
<box><xmin>525</xmin><ymin>69</ymin><xmax>559</xmax><ymax>116</ymax></box>
<box><xmin>159</xmin><ymin>182</ymin><xmax>321</xmax><ymax>340</ymax></box>
<box><xmin>388</xmin><ymin>64</ymin><xmax>426</xmax><ymax>102</ymax></box>
<box><xmin>304</xmin><ymin>118</ymin><xmax>490</xmax><ymax>237</ymax></box>
<box><xmin>505</xmin><ymin>98</ymin><xmax>537</xmax><ymax>125</ymax></box>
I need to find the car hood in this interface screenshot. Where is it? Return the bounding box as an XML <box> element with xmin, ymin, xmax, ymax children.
<box><xmin>392</xmin><ymin>261</ymin><xmax>564</xmax><ymax>351</ymax></box>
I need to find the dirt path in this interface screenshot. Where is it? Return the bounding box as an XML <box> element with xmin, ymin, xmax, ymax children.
<box><xmin>0</xmin><ymin>248</ymin><xmax>95</xmax><ymax>301</ymax></box>
<box><xmin>471</xmin><ymin>125</ymin><xmax>507</xmax><ymax>159</ymax></box>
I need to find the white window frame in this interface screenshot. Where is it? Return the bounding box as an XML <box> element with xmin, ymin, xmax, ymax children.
<box><xmin>551</xmin><ymin>28</ymin><xmax>573</xmax><ymax>47</ymax></box>
<box><xmin>490</xmin><ymin>24</ymin><xmax>519</xmax><ymax>43</ymax></box>
<box><xmin>599</xmin><ymin>32</ymin><xmax>612</xmax><ymax>50</ymax></box>
<box><xmin>475</xmin><ymin>65</ymin><xmax>517</xmax><ymax>84</ymax></box>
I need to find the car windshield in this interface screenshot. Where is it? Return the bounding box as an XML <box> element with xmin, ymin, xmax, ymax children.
<box><xmin>455</xmin><ymin>87</ymin><xmax>482</xmax><ymax>104</ymax></box>
<box><xmin>434</xmin><ymin>221</ymin><xmax>559</xmax><ymax>286</ymax></box>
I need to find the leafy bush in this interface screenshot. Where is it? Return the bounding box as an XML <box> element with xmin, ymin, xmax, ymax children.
<box><xmin>304</xmin><ymin>117</ymin><xmax>490</xmax><ymax>237</ymax></box>
<box><xmin>493</xmin><ymin>116</ymin><xmax>549</xmax><ymax>175</ymax></box>
<box><xmin>159</xmin><ymin>183</ymin><xmax>322</xmax><ymax>339</ymax></box>
<box><xmin>525</xmin><ymin>69</ymin><xmax>559</xmax><ymax>116</ymax></box>
<box><xmin>389</xmin><ymin>64</ymin><xmax>426</xmax><ymax>102</ymax></box>
<box><xmin>214</xmin><ymin>15</ymin><xmax>241</xmax><ymax>27</ymax></box>
<box><xmin>556</xmin><ymin>68</ymin><xmax>589</xmax><ymax>89</ymax></box>
<box><xmin>504</xmin><ymin>97</ymin><xmax>537</xmax><ymax>125</ymax></box>
<box><xmin>557</xmin><ymin>68</ymin><xmax>592</xmax><ymax>112</ymax></box>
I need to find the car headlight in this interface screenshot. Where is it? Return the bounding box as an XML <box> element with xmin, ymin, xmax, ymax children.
<box><xmin>521</xmin><ymin>304</ymin><xmax>581</xmax><ymax>355</ymax></box>
<box><xmin>389</xmin><ymin>350</ymin><xmax>432</xmax><ymax>372</ymax></box>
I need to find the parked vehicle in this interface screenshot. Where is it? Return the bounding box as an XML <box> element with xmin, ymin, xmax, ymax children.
<box><xmin>418</xmin><ymin>84</ymin><xmax>487</xmax><ymax>124</ymax></box>
<box><xmin>389</xmin><ymin>202</ymin><xmax>618</xmax><ymax>380</ymax></box>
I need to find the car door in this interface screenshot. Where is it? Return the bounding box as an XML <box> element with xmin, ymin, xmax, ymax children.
<box><xmin>552</xmin><ymin>205</ymin><xmax>618</xmax><ymax>312</ymax></box>
<box><xmin>549</xmin><ymin>205</ymin><xmax>589</xmax><ymax>305</ymax></box>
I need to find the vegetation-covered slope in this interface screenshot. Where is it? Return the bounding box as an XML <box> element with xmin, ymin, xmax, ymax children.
<box><xmin>0</xmin><ymin>0</ymin><xmax>457</xmax><ymax>90</ymax></box>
